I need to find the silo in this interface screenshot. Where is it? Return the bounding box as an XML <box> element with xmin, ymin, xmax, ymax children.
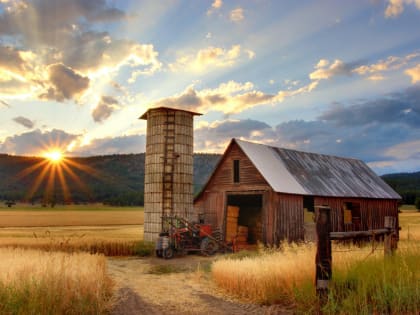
<box><xmin>140</xmin><ymin>107</ymin><xmax>201</xmax><ymax>242</ymax></box>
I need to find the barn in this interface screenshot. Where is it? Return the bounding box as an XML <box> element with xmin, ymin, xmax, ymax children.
<box><xmin>194</xmin><ymin>138</ymin><xmax>401</xmax><ymax>245</ymax></box>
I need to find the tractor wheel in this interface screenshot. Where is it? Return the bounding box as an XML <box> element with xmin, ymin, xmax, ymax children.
<box><xmin>163</xmin><ymin>247</ymin><xmax>174</xmax><ymax>259</ymax></box>
<box><xmin>200</xmin><ymin>237</ymin><xmax>219</xmax><ymax>256</ymax></box>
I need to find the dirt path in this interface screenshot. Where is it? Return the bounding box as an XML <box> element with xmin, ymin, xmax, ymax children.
<box><xmin>107</xmin><ymin>256</ymin><xmax>292</xmax><ymax>315</ymax></box>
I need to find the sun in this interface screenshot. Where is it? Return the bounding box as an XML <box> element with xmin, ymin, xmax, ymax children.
<box><xmin>43</xmin><ymin>150</ymin><xmax>64</xmax><ymax>163</ymax></box>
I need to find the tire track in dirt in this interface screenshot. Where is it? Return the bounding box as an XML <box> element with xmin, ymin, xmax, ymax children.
<box><xmin>107</xmin><ymin>256</ymin><xmax>292</xmax><ymax>315</ymax></box>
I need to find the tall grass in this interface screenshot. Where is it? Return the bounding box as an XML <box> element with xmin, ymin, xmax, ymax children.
<box><xmin>0</xmin><ymin>248</ymin><xmax>113</xmax><ymax>314</ymax></box>
<box><xmin>212</xmin><ymin>243</ymin><xmax>420</xmax><ymax>314</ymax></box>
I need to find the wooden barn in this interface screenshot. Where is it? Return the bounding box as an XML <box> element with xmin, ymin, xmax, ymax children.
<box><xmin>194</xmin><ymin>138</ymin><xmax>401</xmax><ymax>245</ymax></box>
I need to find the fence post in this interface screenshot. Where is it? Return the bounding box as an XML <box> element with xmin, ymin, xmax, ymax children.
<box><xmin>384</xmin><ymin>216</ymin><xmax>397</xmax><ymax>256</ymax></box>
<box><xmin>315</xmin><ymin>206</ymin><xmax>332</xmax><ymax>303</ymax></box>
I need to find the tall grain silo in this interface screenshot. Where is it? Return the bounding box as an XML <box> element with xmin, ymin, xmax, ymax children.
<box><xmin>140</xmin><ymin>107</ymin><xmax>201</xmax><ymax>242</ymax></box>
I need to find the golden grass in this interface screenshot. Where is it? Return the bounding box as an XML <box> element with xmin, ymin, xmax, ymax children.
<box><xmin>0</xmin><ymin>248</ymin><xmax>113</xmax><ymax>314</ymax></box>
<box><xmin>212</xmin><ymin>211</ymin><xmax>420</xmax><ymax>313</ymax></box>
<box><xmin>0</xmin><ymin>210</ymin><xmax>144</xmax><ymax>227</ymax></box>
<box><xmin>0</xmin><ymin>225</ymin><xmax>152</xmax><ymax>256</ymax></box>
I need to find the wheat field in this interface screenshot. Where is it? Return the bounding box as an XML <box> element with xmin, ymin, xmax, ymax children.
<box><xmin>0</xmin><ymin>248</ymin><xmax>113</xmax><ymax>314</ymax></box>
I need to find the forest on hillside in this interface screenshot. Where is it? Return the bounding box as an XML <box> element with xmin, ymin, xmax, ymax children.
<box><xmin>0</xmin><ymin>153</ymin><xmax>221</xmax><ymax>206</ymax></box>
<box><xmin>0</xmin><ymin>153</ymin><xmax>419</xmax><ymax>206</ymax></box>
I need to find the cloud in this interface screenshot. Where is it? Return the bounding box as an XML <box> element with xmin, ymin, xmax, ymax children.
<box><xmin>0</xmin><ymin>129</ymin><xmax>79</xmax><ymax>155</ymax></box>
<box><xmin>309</xmin><ymin>59</ymin><xmax>353</xmax><ymax>80</ymax></box>
<box><xmin>0</xmin><ymin>0</ymin><xmax>161</xmax><ymax>96</ymax></box>
<box><xmin>39</xmin><ymin>64</ymin><xmax>90</xmax><ymax>102</ymax></box>
<box><xmin>92</xmin><ymin>95</ymin><xmax>119</xmax><ymax>123</ymax></box>
<box><xmin>230</xmin><ymin>7</ymin><xmax>244</xmax><ymax>22</ymax></box>
<box><xmin>385</xmin><ymin>0</ymin><xmax>420</xmax><ymax>18</ymax></box>
<box><xmin>405</xmin><ymin>64</ymin><xmax>420</xmax><ymax>83</ymax></box>
<box><xmin>310</xmin><ymin>53</ymin><xmax>420</xmax><ymax>82</ymax></box>
<box><xmin>195</xmin><ymin>119</ymin><xmax>273</xmax><ymax>152</ymax></box>
<box><xmin>207</xmin><ymin>0</ymin><xmax>223</xmax><ymax>15</ymax></box>
<box><xmin>384</xmin><ymin>140</ymin><xmax>420</xmax><ymax>160</ymax></box>
<box><xmin>169</xmin><ymin>45</ymin><xmax>252</xmax><ymax>72</ymax></box>
<box><xmin>149</xmin><ymin>78</ymin><xmax>318</xmax><ymax>115</ymax></box>
<box><xmin>150</xmin><ymin>81</ymin><xmax>275</xmax><ymax>115</ymax></box>
<box><xmin>70</xmin><ymin>134</ymin><xmax>146</xmax><ymax>156</ymax></box>
<box><xmin>13</xmin><ymin>116</ymin><xmax>35</xmax><ymax>129</ymax></box>
<box><xmin>318</xmin><ymin>85</ymin><xmax>420</xmax><ymax>127</ymax></box>
<box><xmin>353</xmin><ymin>53</ymin><xmax>419</xmax><ymax>76</ymax></box>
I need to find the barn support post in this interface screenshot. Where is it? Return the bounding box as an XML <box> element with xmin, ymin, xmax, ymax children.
<box><xmin>384</xmin><ymin>216</ymin><xmax>397</xmax><ymax>256</ymax></box>
<box><xmin>315</xmin><ymin>206</ymin><xmax>332</xmax><ymax>304</ymax></box>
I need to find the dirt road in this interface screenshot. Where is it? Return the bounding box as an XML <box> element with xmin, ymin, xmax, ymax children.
<box><xmin>108</xmin><ymin>256</ymin><xmax>291</xmax><ymax>315</ymax></box>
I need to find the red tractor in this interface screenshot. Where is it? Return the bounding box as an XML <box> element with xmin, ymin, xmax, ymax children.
<box><xmin>155</xmin><ymin>215</ymin><xmax>226</xmax><ymax>259</ymax></box>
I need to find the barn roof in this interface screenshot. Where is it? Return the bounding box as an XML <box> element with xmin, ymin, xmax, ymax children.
<box><xmin>234</xmin><ymin>139</ymin><xmax>400</xmax><ymax>199</ymax></box>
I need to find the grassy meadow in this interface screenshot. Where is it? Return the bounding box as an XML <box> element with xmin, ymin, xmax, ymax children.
<box><xmin>0</xmin><ymin>248</ymin><xmax>113</xmax><ymax>314</ymax></box>
<box><xmin>0</xmin><ymin>203</ymin><xmax>149</xmax><ymax>256</ymax></box>
<box><xmin>212</xmin><ymin>208</ymin><xmax>420</xmax><ymax>314</ymax></box>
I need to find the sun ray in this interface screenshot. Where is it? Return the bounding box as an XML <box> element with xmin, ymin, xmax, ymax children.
<box><xmin>56</xmin><ymin>163</ymin><xmax>72</xmax><ymax>202</ymax></box>
<box><xmin>14</xmin><ymin>159</ymin><xmax>49</xmax><ymax>181</ymax></box>
<box><xmin>25</xmin><ymin>163</ymin><xmax>52</xmax><ymax>200</ymax></box>
<box><xmin>60</xmin><ymin>162</ymin><xmax>93</xmax><ymax>199</ymax></box>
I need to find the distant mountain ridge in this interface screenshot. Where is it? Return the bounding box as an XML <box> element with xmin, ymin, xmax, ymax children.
<box><xmin>0</xmin><ymin>153</ymin><xmax>418</xmax><ymax>205</ymax></box>
<box><xmin>381</xmin><ymin>171</ymin><xmax>420</xmax><ymax>204</ymax></box>
<box><xmin>0</xmin><ymin>153</ymin><xmax>221</xmax><ymax>205</ymax></box>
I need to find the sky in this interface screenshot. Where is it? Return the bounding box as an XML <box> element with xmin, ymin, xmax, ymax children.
<box><xmin>0</xmin><ymin>0</ymin><xmax>419</xmax><ymax>175</ymax></box>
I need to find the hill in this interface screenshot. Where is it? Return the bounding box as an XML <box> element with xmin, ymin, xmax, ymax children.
<box><xmin>381</xmin><ymin>171</ymin><xmax>420</xmax><ymax>204</ymax></box>
<box><xmin>1</xmin><ymin>153</ymin><xmax>417</xmax><ymax>206</ymax></box>
<box><xmin>0</xmin><ymin>153</ymin><xmax>221</xmax><ymax>206</ymax></box>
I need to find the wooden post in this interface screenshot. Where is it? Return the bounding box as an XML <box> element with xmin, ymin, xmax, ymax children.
<box><xmin>384</xmin><ymin>216</ymin><xmax>397</xmax><ymax>256</ymax></box>
<box><xmin>315</xmin><ymin>206</ymin><xmax>332</xmax><ymax>302</ymax></box>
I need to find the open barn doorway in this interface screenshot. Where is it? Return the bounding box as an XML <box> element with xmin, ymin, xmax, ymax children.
<box><xmin>226</xmin><ymin>194</ymin><xmax>263</xmax><ymax>244</ymax></box>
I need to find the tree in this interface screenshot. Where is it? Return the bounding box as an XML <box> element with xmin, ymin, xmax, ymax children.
<box><xmin>415</xmin><ymin>197</ymin><xmax>420</xmax><ymax>211</ymax></box>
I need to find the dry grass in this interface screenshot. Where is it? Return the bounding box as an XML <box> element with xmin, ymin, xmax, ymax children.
<box><xmin>0</xmin><ymin>210</ymin><xmax>143</xmax><ymax>227</ymax></box>
<box><xmin>0</xmin><ymin>248</ymin><xmax>113</xmax><ymax>314</ymax></box>
<box><xmin>212</xmin><ymin>211</ymin><xmax>420</xmax><ymax>313</ymax></box>
<box><xmin>0</xmin><ymin>225</ymin><xmax>153</xmax><ymax>256</ymax></box>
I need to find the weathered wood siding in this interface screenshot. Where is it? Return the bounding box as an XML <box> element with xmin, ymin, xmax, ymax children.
<box><xmin>194</xmin><ymin>142</ymin><xmax>271</xmax><ymax>232</ymax></box>
<box><xmin>314</xmin><ymin>197</ymin><xmax>399</xmax><ymax>235</ymax></box>
<box><xmin>263</xmin><ymin>192</ymin><xmax>304</xmax><ymax>244</ymax></box>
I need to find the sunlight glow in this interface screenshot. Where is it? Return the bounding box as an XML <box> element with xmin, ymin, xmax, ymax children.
<box><xmin>43</xmin><ymin>150</ymin><xmax>64</xmax><ymax>163</ymax></box>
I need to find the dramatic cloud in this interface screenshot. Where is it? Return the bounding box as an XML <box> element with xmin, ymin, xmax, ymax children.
<box><xmin>92</xmin><ymin>95</ymin><xmax>119</xmax><ymax>123</ymax></box>
<box><xmin>169</xmin><ymin>45</ymin><xmax>253</xmax><ymax>72</ymax></box>
<box><xmin>13</xmin><ymin>116</ymin><xmax>35</xmax><ymax>129</ymax></box>
<box><xmin>39</xmin><ymin>64</ymin><xmax>90</xmax><ymax>102</ymax></box>
<box><xmin>385</xmin><ymin>0</ymin><xmax>420</xmax><ymax>18</ymax></box>
<box><xmin>318</xmin><ymin>85</ymin><xmax>420</xmax><ymax>127</ymax></box>
<box><xmin>150</xmin><ymin>81</ymin><xmax>275</xmax><ymax>115</ymax></box>
<box><xmin>230</xmin><ymin>7</ymin><xmax>244</xmax><ymax>22</ymax></box>
<box><xmin>195</xmin><ymin>119</ymin><xmax>273</xmax><ymax>152</ymax></box>
<box><xmin>0</xmin><ymin>0</ymin><xmax>161</xmax><ymax>98</ymax></box>
<box><xmin>0</xmin><ymin>129</ymin><xmax>79</xmax><ymax>155</ymax></box>
<box><xmin>405</xmin><ymin>64</ymin><xmax>420</xmax><ymax>83</ymax></box>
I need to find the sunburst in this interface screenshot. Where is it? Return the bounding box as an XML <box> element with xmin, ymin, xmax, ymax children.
<box><xmin>12</xmin><ymin>142</ymin><xmax>103</xmax><ymax>205</ymax></box>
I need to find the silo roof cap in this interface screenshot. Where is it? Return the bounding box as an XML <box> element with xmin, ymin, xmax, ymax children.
<box><xmin>139</xmin><ymin>106</ymin><xmax>202</xmax><ymax>119</ymax></box>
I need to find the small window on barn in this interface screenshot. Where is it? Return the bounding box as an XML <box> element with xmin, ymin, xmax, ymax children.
<box><xmin>233</xmin><ymin>159</ymin><xmax>240</xmax><ymax>183</ymax></box>
<box><xmin>344</xmin><ymin>202</ymin><xmax>361</xmax><ymax>230</ymax></box>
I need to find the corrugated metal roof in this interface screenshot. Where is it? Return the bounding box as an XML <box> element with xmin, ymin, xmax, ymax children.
<box><xmin>235</xmin><ymin>139</ymin><xmax>401</xmax><ymax>199</ymax></box>
<box><xmin>139</xmin><ymin>107</ymin><xmax>202</xmax><ymax>119</ymax></box>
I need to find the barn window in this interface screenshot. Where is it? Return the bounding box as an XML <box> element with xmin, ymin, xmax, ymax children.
<box><xmin>233</xmin><ymin>159</ymin><xmax>240</xmax><ymax>183</ymax></box>
<box><xmin>344</xmin><ymin>202</ymin><xmax>361</xmax><ymax>230</ymax></box>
